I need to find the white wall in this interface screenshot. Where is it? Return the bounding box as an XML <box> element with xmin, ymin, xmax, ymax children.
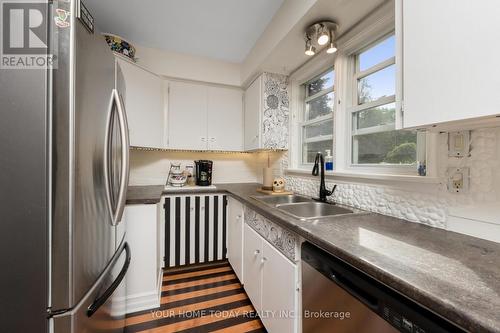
<box><xmin>129</xmin><ymin>150</ymin><xmax>285</xmax><ymax>186</ymax></box>
<box><xmin>135</xmin><ymin>45</ymin><xmax>242</xmax><ymax>86</ymax></box>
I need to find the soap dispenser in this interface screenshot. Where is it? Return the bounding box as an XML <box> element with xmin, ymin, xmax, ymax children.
<box><xmin>325</xmin><ymin>150</ymin><xmax>333</xmax><ymax>171</ymax></box>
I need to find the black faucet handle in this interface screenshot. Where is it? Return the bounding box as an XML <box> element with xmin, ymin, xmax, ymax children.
<box><xmin>325</xmin><ymin>184</ymin><xmax>337</xmax><ymax>197</ymax></box>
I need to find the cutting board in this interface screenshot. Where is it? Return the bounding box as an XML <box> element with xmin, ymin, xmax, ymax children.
<box><xmin>256</xmin><ymin>188</ymin><xmax>294</xmax><ymax>195</ymax></box>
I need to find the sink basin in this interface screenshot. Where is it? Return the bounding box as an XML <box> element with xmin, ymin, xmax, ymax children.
<box><xmin>252</xmin><ymin>195</ymin><xmax>313</xmax><ymax>206</ymax></box>
<box><xmin>278</xmin><ymin>202</ymin><xmax>353</xmax><ymax>220</ymax></box>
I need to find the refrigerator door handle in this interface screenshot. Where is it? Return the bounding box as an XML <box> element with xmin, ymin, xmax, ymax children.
<box><xmin>103</xmin><ymin>91</ymin><xmax>115</xmax><ymax>224</ymax></box>
<box><xmin>87</xmin><ymin>242</ymin><xmax>131</xmax><ymax>317</ymax></box>
<box><xmin>113</xmin><ymin>89</ymin><xmax>130</xmax><ymax>225</ymax></box>
<box><xmin>103</xmin><ymin>89</ymin><xmax>130</xmax><ymax>226</ymax></box>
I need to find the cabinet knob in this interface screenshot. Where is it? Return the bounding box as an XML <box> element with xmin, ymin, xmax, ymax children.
<box><xmin>236</xmin><ymin>215</ymin><xmax>242</xmax><ymax>219</ymax></box>
<box><xmin>254</xmin><ymin>249</ymin><xmax>260</xmax><ymax>256</ymax></box>
<box><xmin>261</xmin><ymin>257</ymin><xmax>267</xmax><ymax>264</ymax></box>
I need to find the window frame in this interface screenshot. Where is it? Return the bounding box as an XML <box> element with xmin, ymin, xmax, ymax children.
<box><xmin>347</xmin><ymin>33</ymin><xmax>422</xmax><ymax>172</ymax></box>
<box><xmin>298</xmin><ymin>68</ymin><xmax>335</xmax><ymax>168</ymax></box>
<box><xmin>288</xmin><ymin>3</ymin><xmax>435</xmax><ymax>179</ymax></box>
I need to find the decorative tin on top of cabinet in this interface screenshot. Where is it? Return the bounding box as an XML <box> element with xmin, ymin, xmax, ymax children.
<box><xmin>262</xmin><ymin>73</ymin><xmax>289</xmax><ymax>149</ymax></box>
<box><xmin>244</xmin><ymin>206</ymin><xmax>298</xmax><ymax>262</ymax></box>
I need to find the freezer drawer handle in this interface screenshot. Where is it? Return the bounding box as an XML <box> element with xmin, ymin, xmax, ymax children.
<box><xmin>87</xmin><ymin>242</ymin><xmax>131</xmax><ymax>317</ymax></box>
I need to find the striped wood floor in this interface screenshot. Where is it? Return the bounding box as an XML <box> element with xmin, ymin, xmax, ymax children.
<box><xmin>125</xmin><ymin>261</ymin><xmax>266</xmax><ymax>333</ymax></box>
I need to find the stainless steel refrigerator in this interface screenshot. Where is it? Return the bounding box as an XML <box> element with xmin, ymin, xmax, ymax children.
<box><xmin>0</xmin><ymin>1</ymin><xmax>130</xmax><ymax>332</ymax></box>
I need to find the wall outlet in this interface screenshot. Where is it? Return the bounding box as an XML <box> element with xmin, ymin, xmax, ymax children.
<box><xmin>448</xmin><ymin>131</ymin><xmax>471</xmax><ymax>157</ymax></box>
<box><xmin>447</xmin><ymin>167</ymin><xmax>470</xmax><ymax>193</ymax></box>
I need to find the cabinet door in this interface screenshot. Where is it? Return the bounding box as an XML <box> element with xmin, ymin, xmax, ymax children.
<box><xmin>207</xmin><ymin>87</ymin><xmax>243</xmax><ymax>151</ymax></box>
<box><xmin>242</xmin><ymin>223</ymin><xmax>263</xmax><ymax>311</ymax></box>
<box><xmin>168</xmin><ymin>81</ymin><xmax>207</xmax><ymax>150</ymax></box>
<box><xmin>399</xmin><ymin>0</ymin><xmax>500</xmax><ymax>128</ymax></box>
<box><xmin>118</xmin><ymin>59</ymin><xmax>164</xmax><ymax>148</ymax></box>
<box><xmin>227</xmin><ymin>198</ymin><xmax>244</xmax><ymax>282</ymax></box>
<box><xmin>262</xmin><ymin>240</ymin><xmax>298</xmax><ymax>333</ymax></box>
<box><xmin>123</xmin><ymin>204</ymin><xmax>161</xmax><ymax>312</ymax></box>
<box><xmin>244</xmin><ymin>77</ymin><xmax>262</xmax><ymax>150</ymax></box>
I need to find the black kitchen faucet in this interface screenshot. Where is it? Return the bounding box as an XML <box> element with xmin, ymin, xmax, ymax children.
<box><xmin>312</xmin><ymin>152</ymin><xmax>337</xmax><ymax>203</ymax></box>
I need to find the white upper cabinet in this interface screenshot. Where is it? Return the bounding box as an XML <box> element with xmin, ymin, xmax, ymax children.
<box><xmin>118</xmin><ymin>59</ymin><xmax>164</xmax><ymax>148</ymax></box>
<box><xmin>397</xmin><ymin>0</ymin><xmax>500</xmax><ymax>129</ymax></box>
<box><xmin>244</xmin><ymin>76</ymin><xmax>262</xmax><ymax>150</ymax></box>
<box><xmin>244</xmin><ymin>73</ymin><xmax>289</xmax><ymax>151</ymax></box>
<box><xmin>168</xmin><ymin>81</ymin><xmax>243</xmax><ymax>151</ymax></box>
<box><xmin>168</xmin><ymin>81</ymin><xmax>208</xmax><ymax>150</ymax></box>
<box><xmin>207</xmin><ymin>87</ymin><xmax>243</xmax><ymax>151</ymax></box>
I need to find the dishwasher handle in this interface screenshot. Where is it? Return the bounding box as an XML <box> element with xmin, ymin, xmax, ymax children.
<box><xmin>330</xmin><ymin>272</ymin><xmax>378</xmax><ymax>310</ymax></box>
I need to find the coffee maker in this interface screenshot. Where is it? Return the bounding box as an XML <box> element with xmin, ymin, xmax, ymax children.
<box><xmin>195</xmin><ymin>160</ymin><xmax>213</xmax><ymax>186</ymax></box>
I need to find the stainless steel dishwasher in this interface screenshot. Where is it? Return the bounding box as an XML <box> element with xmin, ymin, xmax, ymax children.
<box><xmin>301</xmin><ymin>242</ymin><xmax>465</xmax><ymax>333</ymax></box>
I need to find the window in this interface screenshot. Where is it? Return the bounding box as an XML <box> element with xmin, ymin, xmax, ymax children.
<box><xmin>351</xmin><ymin>35</ymin><xmax>419</xmax><ymax>166</ymax></box>
<box><xmin>300</xmin><ymin>69</ymin><xmax>334</xmax><ymax>165</ymax></box>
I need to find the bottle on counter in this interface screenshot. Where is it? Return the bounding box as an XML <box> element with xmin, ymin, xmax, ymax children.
<box><xmin>325</xmin><ymin>149</ymin><xmax>334</xmax><ymax>171</ymax></box>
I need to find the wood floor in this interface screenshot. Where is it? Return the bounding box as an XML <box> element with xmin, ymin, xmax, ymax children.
<box><xmin>125</xmin><ymin>261</ymin><xmax>266</xmax><ymax>333</ymax></box>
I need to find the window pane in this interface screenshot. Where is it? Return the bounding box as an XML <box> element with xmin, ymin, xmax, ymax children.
<box><xmin>353</xmin><ymin>103</ymin><xmax>395</xmax><ymax>130</ymax></box>
<box><xmin>352</xmin><ymin>130</ymin><xmax>417</xmax><ymax>164</ymax></box>
<box><xmin>359</xmin><ymin>35</ymin><xmax>395</xmax><ymax>72</ymax></box>
<box><xmin>304</xmin><ymin>119</ymin><xmax>333</xmax><ymax>139</ymax></box>
<box><xmin>307</xmin><ymin>70</ymin><xmax>334</xmax><ymax>96</ymax></box>
<box><xmin>307</xmin><ymin>92</ymin><xmax>334</xmax><ymax>121</ymax></box>
<box><xmin>303</xmin><ymin>140</ymin><xmax>333</xmax><ymax>164</ymax></box>
<box><xmin>358</xmin><ymin>65</ymin><xmax>395</xmax><ymax>104</ymax></box>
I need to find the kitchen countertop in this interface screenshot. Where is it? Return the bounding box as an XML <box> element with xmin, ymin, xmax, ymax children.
<box><xmin>127</xmin><ymin>183</ymin><xmax>500</xmax><ymax>333</ymax></box>
<box><xmin>126</xmin><ymin>185</ymin><xmax>165</xmax><ymax>204</ymax></box>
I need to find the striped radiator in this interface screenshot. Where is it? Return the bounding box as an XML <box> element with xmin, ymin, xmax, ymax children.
<box><xmin>163</xmin><ymin>194</ymin><xmax>227</xmax><ymax>268</ymax></box>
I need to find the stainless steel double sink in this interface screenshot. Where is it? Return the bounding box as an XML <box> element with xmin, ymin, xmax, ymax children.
<box><xmin>251</xmin><ymin>194</ymin><xmax>356</xmax><ymax>220</ymax></box>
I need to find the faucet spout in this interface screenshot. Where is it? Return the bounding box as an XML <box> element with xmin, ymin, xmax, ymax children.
<box><xmin>312</xmin><ymin>152</ymin><xmax>336</xmax><ymax>203</ymax></box>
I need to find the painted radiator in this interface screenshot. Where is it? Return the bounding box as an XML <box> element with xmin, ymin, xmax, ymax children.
<box><xmin>163</xmin><ymin>194</ymin><xmax>227</xmax><ymax>267</ymax></box>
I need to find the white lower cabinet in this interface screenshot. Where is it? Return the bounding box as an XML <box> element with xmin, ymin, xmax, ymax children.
<box><xmin>261</xmin><ymin>240</ymin><xmax>299</xmax><ymax>333</ymax></box>
<box><xmin>242</xmin><ymin>223</ymin><xmax>263</xmax><ymax>310</ymax></box>
<box><xmin>123</xmin><ymin>204</ymin><xmax>162</xmax><ymax>313</ymax></box>
<box><xmin>243</xmin><ymin>223</ymin><xmax>299</xmax><ymax>333</ymax></box>
<box><xmin>227</xmin><ymin>198</ymin><xmax>244</xmax><ymax>282</ymax></box>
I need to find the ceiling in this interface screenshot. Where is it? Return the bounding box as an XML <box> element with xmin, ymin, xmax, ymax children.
<box><xmin>84</xmin><ymin>0</ymin><xmax>284</xmax><ymax>63</ymax></box>
<box><xmin>259</xmin><ymin>0</ymin><xmax>390</xmax><ymax>75</ymax></box>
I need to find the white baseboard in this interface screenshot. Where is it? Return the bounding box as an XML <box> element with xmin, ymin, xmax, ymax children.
<box><xmin>125</xmin><ymin>290</ymin><xmax>161</xmax><ymax>314</ymax></box>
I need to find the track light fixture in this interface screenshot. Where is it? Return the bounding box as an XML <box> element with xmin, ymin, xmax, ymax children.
<box><xmin>305</xmin><ymin>39</ymin><xmax>316</xmax><ymax>56</ymax></box>
<box><xmin>326</xmin><ymin>42</ymin><xmax>337</xmax><ymax>54</ymax></box>
<box><xmin>317</xmin><ymin>24</ymin><xmax>330</xmax><ymax>45</ymax></box>
<box><xmin>304</xmin><ymin>21</ymin><xmax>338</xmax><ymax>56</ymax></box>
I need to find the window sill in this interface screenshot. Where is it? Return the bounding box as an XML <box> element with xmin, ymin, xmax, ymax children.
<box><xmin>285</xmin><ymin>168</ymin><xmax>442</xmax><ymax>185</ymax></box>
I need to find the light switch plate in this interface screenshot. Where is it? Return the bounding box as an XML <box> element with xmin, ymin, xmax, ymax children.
<box><xmin>448</xmin><ymin>131</ymin><xmax>470</xmax><ymax>157</ymax></box>
<box><xmin>447</xmin><ymin>167</ymin><xmax>470</xmax><ymax>193</ymax></box>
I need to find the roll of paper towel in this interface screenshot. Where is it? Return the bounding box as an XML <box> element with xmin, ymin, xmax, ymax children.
<box><xmin>263</xmin><ymin>168</ymin><xmax>274</xmax><ymax>190</ymax></box>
